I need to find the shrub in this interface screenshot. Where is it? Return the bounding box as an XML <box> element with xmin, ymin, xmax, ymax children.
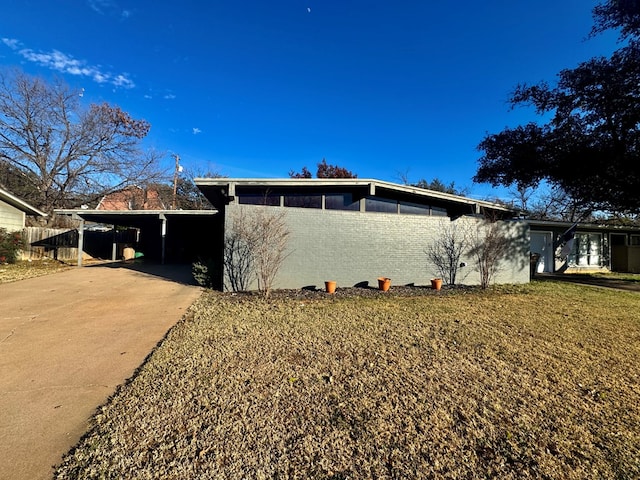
<box><xmin>224</xmin><ymin>207</ymin><xmax>290</xmax><ymax>297</ymax></box>
<box><xmin>0</xmin><ymin>228</ymin><xmax>26</xmax><ymax>263</ymax></box>
<box><xmin>468</xmin><ymin>217</ymin><xmax>510</xmax><ymax>289</ymax></box>
<box><xmin>224</xmin><ymin>210</ymin><xmax>255</xmax><ymax>292</ymax></box>
<box><xmin>191</xmin><ymin>257</ymin><xmax>217</xmax><ymax>288</ymax></box>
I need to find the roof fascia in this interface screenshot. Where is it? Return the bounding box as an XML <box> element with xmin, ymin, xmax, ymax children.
<box><xmin>529</xmin><ymin>219</ymin><xmax>640</xmax><ymax>232</ymax></box>
<box><xmin>0</xmin><ymin>187</ymin><xmax>47</xmax><ymax>217</ymax></box>
<box><xmin>194</xmin><ymin>178</ymin><xmax>515</xmax><ymax>213</ymax></box>
<box><xmin>55</xmin><ymin>209</ymin><xmax>218</xmax><ymax>217</ymax></box>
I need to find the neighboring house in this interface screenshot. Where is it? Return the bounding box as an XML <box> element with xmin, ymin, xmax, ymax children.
<box><xmin>0</xmin><ymin>186</ymin><xmax>46</xmax><ymax>232</ymax></box>
<box><xmin>96</xmin><ymin>186</ymin><xmax>166</xmax><ymax>211</ymax></box>
<box><xmin>530</xmin><ymin>220</ymin><xmax>640</xmax><ymax>274</ymax></box>
<box><xmin>195</xmin><ymin>178</ymin><xmax>531</xmax><ymax>290</ymax></box>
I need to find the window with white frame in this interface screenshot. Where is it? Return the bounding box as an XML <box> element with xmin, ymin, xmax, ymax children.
<box><xmin>568</xmin><ymin>233</ymin><xmax>602</xmax><ymax>266</ymax></box>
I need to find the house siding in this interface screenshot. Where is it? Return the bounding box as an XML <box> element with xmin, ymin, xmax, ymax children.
<box><xmin>529</xmin><ymin>222</ymin><xmax>640</xmax><ymax>273</ymax></box>
<box><xmin>629</xmin><ymin>247</ymin><xmax>640</xmax><ymax>273</ymax></box>
<box><xmin>0</xmin><ymin>199</ymin><xmax>26</xmax><ymax>232</ymax></box>
<box><xmin>224</xmin><ymin>203</ymin><xmax>530</xmax><ymax>291</ymax></box>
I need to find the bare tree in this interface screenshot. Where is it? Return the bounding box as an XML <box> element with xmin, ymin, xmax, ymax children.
<box><xmin>528</xmin><ymin>184</ymin><xmax>593</xmax><ymax>222</ymax></box>
<box><xmin>0</xmin><ymin>69</ymin><xmax>163</xmax><ymax>223</ymax></box>
<box><xmin>508</xmin><ymin>184</ymin><xmax>535</xmax><ymax>212</ymax></box>
<box><xmin>468</xmin><ymin>217</ymin><xmax>510</xmax><ymax>289</ymax></box>
<box><xmin>425</xmin><ymin>220</ymin><xmax>469</xmax><ymax>285</ymax></box>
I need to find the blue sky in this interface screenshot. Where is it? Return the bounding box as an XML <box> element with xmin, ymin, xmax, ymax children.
<box><xmin>1</xmin><ymin>0</ymin><xmax>620</xmax><ymax>200</ymax></box>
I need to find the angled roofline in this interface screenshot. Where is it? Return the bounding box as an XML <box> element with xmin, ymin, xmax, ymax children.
<box><xmin>528</xmin><ymin>219</ymin><xmax>640</xmax><ymax>232</ymax></box>
<box><xmin>0</xmin><ymin>187</ymin><xmax>47</xmax><ymax>217</ymax></box>
<box><xmin>194</xmin><ymin>177</ymin><xmax>517</xmax><ymax>214</ymax></box>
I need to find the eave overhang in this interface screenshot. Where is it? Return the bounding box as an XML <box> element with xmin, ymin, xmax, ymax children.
<box><xmin>194</xmin><ymin>178</ymin><xmax>518</xmax><ymax>217</ymax></box>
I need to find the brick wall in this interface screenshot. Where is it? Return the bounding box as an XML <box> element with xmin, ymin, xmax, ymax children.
<box><xmin>225</xmin><ymin>203</ymin><xmax>530</xmax><ymax>291</ymax></box>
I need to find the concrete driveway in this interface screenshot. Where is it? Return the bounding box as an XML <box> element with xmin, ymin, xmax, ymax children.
<box><xmin>0</xmin><ymin>263</ymin><xmax>202</xmax><ymax>480</ymax></box>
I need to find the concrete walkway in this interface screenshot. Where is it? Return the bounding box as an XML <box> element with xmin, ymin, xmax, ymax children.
<box><xmin>0</xmin><ymin>263</ymin><xmax>202</xmax><ymax>480</ymax></box>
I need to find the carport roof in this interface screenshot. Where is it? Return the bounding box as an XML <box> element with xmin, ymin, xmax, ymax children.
<box><xmin>55</xmin><ymin>209</ymin><xmax>218</xmax><ymax>227</ymax></box>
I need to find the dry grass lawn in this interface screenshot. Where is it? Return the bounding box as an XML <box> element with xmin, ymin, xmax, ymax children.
<box><xmin>55</xmin><ymin>282</ymin><xmax>640</xmax><ymax>479</ymax></box>
<box><xmin>0</xmin><ymin>259</ymin><xmax>70</xmax><ymax>283</ymax></box>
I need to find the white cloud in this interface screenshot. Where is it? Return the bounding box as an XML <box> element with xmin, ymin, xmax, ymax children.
<box><xmin>192</xmin><ymin>127</ymin><xmax>202</xmax><ymax>135</ymax></box>
<box><xmin>87</xmin><ymin>1</ymin><xmax>132</xmax><ymax>20</ymax></box>
<box><xmin>1</xmin><ymin>38</ymin><xmax>135</xmax><ymax>89</ymax></box>
<box><xmin>164</xmin><ymin>93</ymin><xmax>176</xmax><ymax>100</ymax></box>
<box><xmin>113</xmin><ymin>74</ymin><xmax>135</xmax><ymax>89</ymax></box>
<box><xmin>87</xmin><ymin>0</ymin><xmax>115</xmax><ymax>14</ymax></box>
<box><xmin>1</xmin><ymin>38</ymin><xmax>20</xmax><ymax>49</ymax></box>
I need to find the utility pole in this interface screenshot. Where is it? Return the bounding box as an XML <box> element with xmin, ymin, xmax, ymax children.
<box><xmin>172</xmin><ymin>154</ymin><xmax>182</xmax><ymax>210</ymax></box>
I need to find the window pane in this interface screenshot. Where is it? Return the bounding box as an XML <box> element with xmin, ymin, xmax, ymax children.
<box><xmin>399</xmin><ymin>201</ymin><xmax>430</xmax><ymax>215</ymax></box>
<box><xmin>238</xmin><ymin>194</ymin><xmax>280</xmax><ymax>206</ymax></box>
<box><xmin>325</xmin><ymin>193</ymin><xmax>359</xmax><ymax>211</ymax></box>
<box><xmin>589</xmin><ymin>233</ymin><xmax>601</xmax><ymax>265</ymax></box>
<box><xmin>570</xmin><ymin>233</ymin><xmax>602</xmax><ymax>266</ymax></box>
<box><xmin>431</xmin><ymin>206</ymin><xmax>448</xmax><ymax>216</ymax></box>
<box><xmin>284</xmin><ymin>194</ymin><xmax>321</xmax><ymax>208</ymax></box>
<box><xmin>365</xmin><ymin>197</ymin><xmax>397</xmax><ymax>213</ymax></box>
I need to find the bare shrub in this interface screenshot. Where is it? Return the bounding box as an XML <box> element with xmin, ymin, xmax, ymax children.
<box><xmin>469</xmin><ymin>216</ymin><xmax>510</xmax><ymax>289</ymax></box>
<box><xmin>224</xmin><ymin>210</ymin><xmax>255</xmax><ymax>292</ymax></box>
<box><xmin>425</xmin><ymin>220</ymin><xmax>469</xmax><ymax>285</ymax></box>
<box><xmin>224</xmin><ymin>207</ymin><xmax>290</xmax><ymax>297</ymax></box>
<box><xmin>250</xmin><ymin>207</ymin><xmax>290</xmax><ymax>297</ymax></box>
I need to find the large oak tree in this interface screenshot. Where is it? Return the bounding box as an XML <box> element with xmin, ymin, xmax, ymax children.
<box><xmin>475</xmin><ymin>1</ymin><xmax>640</xmax><ymax>214</ymax></box>
<box><xmin>0</xmin><ymin>69</ymin><xmax>162</xmax><ymax>222</ymax></box>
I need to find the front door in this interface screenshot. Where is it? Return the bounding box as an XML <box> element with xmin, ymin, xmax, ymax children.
<box><xmin>531</xmin><ymin>231</ymin><xmax>553</xmax><ymax>273</ymax></box>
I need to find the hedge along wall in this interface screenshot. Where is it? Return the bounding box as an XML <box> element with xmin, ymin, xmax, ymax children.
<box><xmin>224</xmin><ymin>203</ymin><xmax>530</xmax><ymax>291</ymax></box>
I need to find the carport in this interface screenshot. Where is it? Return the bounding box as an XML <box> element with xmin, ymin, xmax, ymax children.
<box><xmin>55</xmin><ymin>209</ymin><xmax>223</xmax><ymax>269</ymax></box>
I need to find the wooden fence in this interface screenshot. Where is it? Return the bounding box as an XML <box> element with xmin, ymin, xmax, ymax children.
<box><xmin>20</xmin><ymin>227</ymin><xmax>138</xmax><ymax>262</ymax></box>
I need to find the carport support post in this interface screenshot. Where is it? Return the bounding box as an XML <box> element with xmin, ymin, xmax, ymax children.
<box><xmin>160</xmin><ymin>213</ymin><xmax>167</xmax><ymax>265</ymax></box>
<box><xmin>111</xmin><ymin>225</ymin><xmax>117</xmax><ymax>261</ymax></box>
<box><xmin>73</xmin><ymin>214</ymin><xmax>85</xmax><ymax>267</ymax></box>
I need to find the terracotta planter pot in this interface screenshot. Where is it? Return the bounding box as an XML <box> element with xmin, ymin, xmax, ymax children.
<box><xmin>325</xmin><ymin>281</ymin><xmax>337</xmax><ymax>294</ymax></box>
<box><xmin>431</xmin><ymin>278</ymin><xmax>443</xmax><ymax>290</ymax></box>
<box><xmin>377</xmin><ymin>277</ymin><xmax>391</xmax><ymax>292</ymax></box>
